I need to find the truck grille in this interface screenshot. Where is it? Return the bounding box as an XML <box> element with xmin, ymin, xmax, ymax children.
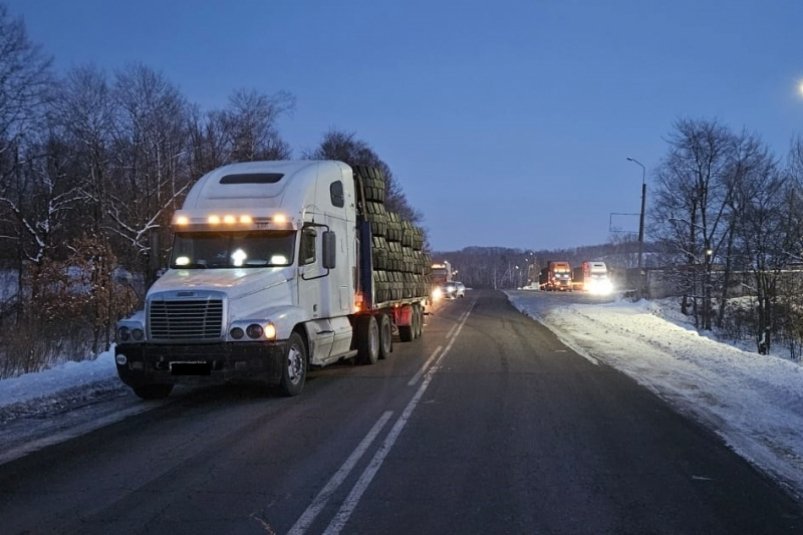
<box><xmin>149</xmin><ymin>298</ymin><xmax>224</xmax><ymax>341</ymax></box>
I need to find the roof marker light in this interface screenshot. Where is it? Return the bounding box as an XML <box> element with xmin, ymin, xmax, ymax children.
<box><xmin>223</xmin><ymin>215</ymin><xmax>236</xmax><ymax>224</ymax></box>
<box><xmin>239</xmin><ymin>215</ymin><xmax>253</xmax><ymax>224</ymax></box>
<box><xmin>273</xmin><ymin>213</ymin><xmax>287</xmax><ymax>225</ymax></box>
<box><xmin>175</xmin><ymin>215</ymin><xmax>189</xmax><ymax>226</ymax></box>
<box><xmin>208</xmin><ymin>215</ymin><xmax>221</xmax><ymax>225</ymax></box>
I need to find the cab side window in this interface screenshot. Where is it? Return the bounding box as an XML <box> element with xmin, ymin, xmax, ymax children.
<box><xmin>300</xmin><ymin>227</ymin><xmax>317</xmax><ymax>265</ymax></box>
<box><xmin>330</xmin><ymin>181</ymin><xmax>345</xmax><ymax>208</ymax></box>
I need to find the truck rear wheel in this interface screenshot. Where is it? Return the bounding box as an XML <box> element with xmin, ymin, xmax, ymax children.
<box><xmin>413</xmin><ymin>304</ymin><xmax>423</xmax><ymax>338</ymax></box>
<box><xmin>133</xmin><ymin>384</ymin><xmax>173</xmax><ymax>400</ymax></box>
<box><xmin>357</xmin><ymin>315</ymin><xmax>380</xmax><ymax>365</ymax></box>
<box><xmin>278</xmin><ymin>332</ymin><xmax>307</xmax><ymax>396</ymax></box>
<box><xmin>378</xmin><ymin>313</ymin><xmax>393</xmax><ymax>359</ymax></box>
<box><xmin>399</xmin><ymin>322</ymin><xmax>413</xmax><ymax>342</ymax></box>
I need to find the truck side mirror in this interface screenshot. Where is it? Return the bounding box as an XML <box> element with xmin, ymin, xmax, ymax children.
<box><xmin>322</xmin><ymin>231</ymin><xmax>336</xmax><ymax>269</ymax></box>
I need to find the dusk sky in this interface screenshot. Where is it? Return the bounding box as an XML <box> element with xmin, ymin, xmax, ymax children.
<box><xmin>6</xmin><ymin>0</ymin><xmax>803</xmax><ymax>251</ymax></box>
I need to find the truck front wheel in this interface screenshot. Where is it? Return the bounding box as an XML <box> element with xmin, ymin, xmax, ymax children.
<box><xmin>278</xmin><ymin>332</ymin><xmax>307</xmax><ymax>396</ymax></box>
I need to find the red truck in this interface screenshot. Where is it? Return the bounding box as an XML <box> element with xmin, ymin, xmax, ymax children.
<box><xmin>539</xmin><ymin>261</ymin><xmax>572</xmax><ymax>291</ymax></box>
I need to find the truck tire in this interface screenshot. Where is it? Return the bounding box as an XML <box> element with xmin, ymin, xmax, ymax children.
<box><xmin>133</xmin><ymin>384</ymin><xmax>173</xmax><ymax>400</ymax></box>
<box><xmin>413</xmin><ymin>304</ymin><xmax>423</xmax><ymax>339</ymax></box>
<box><xmin>278</xmin><ymin>332</ymin><xmax>307</xmax><ymax>396</ymax></box>
<box><xmin>378</xmin><ymin>313</ymin><xmax>393</xmax><ymax>359</ymax></box>
<box><xmin>357</xmin><ymin>315</ymin><xmax>380</xmax><ymax>365</ymax></box>
<box><xmin>399</xmin><ymin>322</ymin><xmax>413</xmax><ymax>342</ymax></box>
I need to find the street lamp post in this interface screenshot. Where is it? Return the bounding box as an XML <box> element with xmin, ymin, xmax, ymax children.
<box><xmin>626</xmin><ymin>157</ymin><xmax>647</xmax><ymax>269</ymax></box>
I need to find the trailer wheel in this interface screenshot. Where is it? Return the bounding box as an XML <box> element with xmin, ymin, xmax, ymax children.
<box><xmin>278</xmin><ymin>332</ymin><xmax>307</xmax><ymax>396</ymax></box>
<box><xmin>399</xmin><ymin>322</ymin><xmax>413</xmax><ymax>342</ymax></box>
<box><xmin>419</xmin><ymin>305</ymin><xmax>425</xmax><ymax>337</ymax></box>
<box><xmin>357</xmin><ymin>315</ymin><xmax>380</xmax><ymax>365</ymax></box>
<box><xmin>133</xmin><ymin>384</ymin><xmax>173</xmax><ymax>400</ymax></box>
<box><xmin>378</xmin><ymin>313</ymin><xmax>393</xmax><ymax>359</ymax></box>
<box><xmin>410</xmin><ymin>305</ymin><xmax>420</xmax><ymax>339</ymax></box>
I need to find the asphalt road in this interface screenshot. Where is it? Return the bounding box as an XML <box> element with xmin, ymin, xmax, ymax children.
<box><xmin>0</xmin><ymin>290</ymin><xmax>800</xmax><ymax>534</ymax></box>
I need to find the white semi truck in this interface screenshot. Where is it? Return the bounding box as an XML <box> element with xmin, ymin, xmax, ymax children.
<box><xmin>572</xmin><ymin>261</ymin><xmax>613</xmax><ymax>295</ymax></box>
<box><xmin>115</xmin><ymin>161</ymin><xmax>429</xmax><ymax>399</ymax></box>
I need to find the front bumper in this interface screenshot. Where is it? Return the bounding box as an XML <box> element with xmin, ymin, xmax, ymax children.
<box><xmin>115</xmin><ymin>341</ymin><xmax>288</xmax><ymax>388</ymax></box>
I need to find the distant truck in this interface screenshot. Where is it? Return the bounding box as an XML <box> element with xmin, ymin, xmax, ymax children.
<box><xmin>539</xmin><ymin>261</ymin><xmax>572</xmax><ymax>291</ymax></box>
<box><xmin>115</xmin><ymin>161</ymin><xmax>429</xmax><ymax>399</ymax></box>
<box><xmin>430</xmin><ymin>261</ymin><xmax>453</xmax><ymax>286</ymax></box>
<box><xmin>572</xmin><ymin>261</ymin><xmax>613</xmax><ymax>294</ymax></box>
<box><xmin>430</xmin><ymin>260</ymin><xmax>453</xmax><ymax>299</ymax></box>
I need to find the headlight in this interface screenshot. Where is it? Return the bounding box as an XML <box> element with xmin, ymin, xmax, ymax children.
<box><xmin>432</xmin><ymin>287</ymin><xmax>443</xmax><ymax>299</ymax></box>
<box><xmin>233</xmin><ymin>322</ymin><xmax>276</xmax><ymax>340</ymax></box>
<box><xmin>117</xmin><ymin>327</ymin><xmax>130</xmax><ymax>342</ymax></box>
<box><xmin>246</xmin><ymin>324</ymin><xmax>264</xmax><ymax>339</ymax></box>
<box><xmin>132</xmin><ymin>328</ymin><xmax>144</xmax><ymax>341</ymax></box>
<box><xmin>264</xmin><ymin>323</ymin><xmax>277</xmax><ymax>340</ymax></box>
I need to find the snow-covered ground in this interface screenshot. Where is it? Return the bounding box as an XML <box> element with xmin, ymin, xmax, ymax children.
<box><xmin>0</xmin><ymin>349</ymin><xmax>149</xmax><ymax>465</ymax></box>
<box><xmin>1</xmin><ymin>290</ymin><xmax>802</xmax><ymax>500</ymax></box>
<box><xmin>507</xmin><ymin>290</ymin><xmax>803</xmax><ymax>499</ymax></box>
<box><xmin>0</xmin><ymin>349</ymin><xmax>117</xmax><ymax>408</ymax></box>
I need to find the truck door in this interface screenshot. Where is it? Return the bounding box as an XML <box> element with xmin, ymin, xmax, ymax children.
<box><xmin>298</xmin><ymin>225</ymin><xmax>326</xmax><ymax>318</ymax></box>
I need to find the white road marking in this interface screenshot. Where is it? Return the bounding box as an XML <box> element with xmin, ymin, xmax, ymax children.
<box><xmin>322</xmin><ymin>303</ymin><xmax>474</xmax><ymax>535</ymax></box>
<box><xmin>287</xmin><ymin>411</ymin><xmax>393</xmax><ymax>535</ymax></box>
<box><xmin>445</xmin><ymin>323</ymin><xmax>457</xmax><ymax>340</ymax></box>
<box><xmin>408</xmin><ymin>345</ymin><xmax>442</xmax><ymax>386</ymax></box>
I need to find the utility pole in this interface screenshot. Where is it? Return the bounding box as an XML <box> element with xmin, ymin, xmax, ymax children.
<box><xmin>627</xmin><ymin>157</ymin><xmax>647</xmax><ymax>298</ymax></box>
<box><xmin>626</xmin><ymin>157</ymin><xmax>646</xmax><ymax>269</ymax></box>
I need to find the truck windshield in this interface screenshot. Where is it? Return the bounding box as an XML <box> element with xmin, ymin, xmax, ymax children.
<box><xmin>170</xmin><ymin>230</ymin><xmax>296</xmax><ymax>269</ymax></box>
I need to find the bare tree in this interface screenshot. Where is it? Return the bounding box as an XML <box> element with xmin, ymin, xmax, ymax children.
<box><xmin>0</xmin><ymin>5</ymin><xmax>52</xmax><ymax>161</ymax></box>
<box><xmin>108</xmin><ymin>64</ymin><xmax>193</xmax><ymax>280</ymax></box>
<box><xmin>715</xmin><ymin>133</ymin><xmax>775</xmax><ymax>327</ymax></box>
<box><xmin>0</xmin><ymin>136</ymin><xmax>86</xmax><ymax>266</ymax></box>
<box><xmin>773</xmin><ymin>138</ymin><xmax>803</xmax><ymax>357</ymax></box>
<box><xmin>731</xmin><ymin>148</ymin><xmax>786</xmax><ymax>353</ymax></box>
<box><xmin>0</xmin><ymin>4</ymin><xmax>53</xmax><ymax>294</ymax></box>
<box><xmin>651</xmin><ymin>119</ymin><xmax>738</xmax><ymax>329</ymax></box>
<box><xmin>187</xmin><ymin>104</ymin><xmax>227</xmax><ymax>174</ymax></box>
<box><xmin>186</xmin><ymin>89</ymin><xmax>294</xmax><ymax>187</ymax></box>
<box><xmin>48</xmin><ymin>65</ymin><xmax>115</xmax><ymax>234</ymax></box>
<box><xmin>219</xmin><ymin>88</ymin><xmax>294</xmax><ymax>162</ymax></box>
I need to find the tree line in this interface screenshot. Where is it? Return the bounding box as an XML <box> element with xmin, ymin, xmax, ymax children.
<box><xmin>650</xmin><ymin>118</ymin><xmax>803</xmax><ymax>357</ymax></box>
<box><xmin>0</xmin><ymin>5</ymin><xmax>418</xmax><ymax>377</ymax></box>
